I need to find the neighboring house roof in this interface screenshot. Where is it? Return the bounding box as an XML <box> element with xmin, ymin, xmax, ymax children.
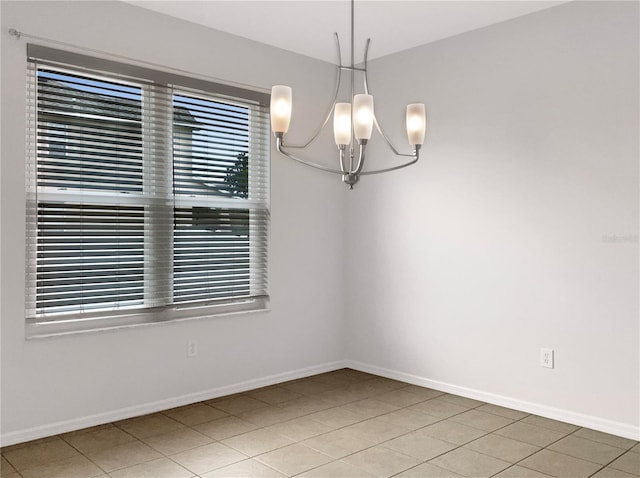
<box><xmin>38</xmin><ymin>77</ymin><xmax>198</xmax><ymax>128</ymax></box>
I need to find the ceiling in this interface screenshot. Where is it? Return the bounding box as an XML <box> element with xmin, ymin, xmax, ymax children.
<box><xmin>126</xmin><ymin>1</ymin><xmax>567</xmax><ymax>63</ymax></box>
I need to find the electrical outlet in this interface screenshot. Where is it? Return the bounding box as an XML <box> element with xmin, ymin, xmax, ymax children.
<box><xmin>540</xmin><ymin>348</ymin><xmax>554</xmax><ymax>369</ymax></box>
<box><xmin>187</xmin><ymin>340</ymin><xmax>198</xmax><ymax>357</ymax></box>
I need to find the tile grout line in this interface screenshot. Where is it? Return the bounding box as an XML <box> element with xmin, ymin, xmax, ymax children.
<box><xmin>387</xmin><ymin>403</ymin><xmax>536</xmax><ymax>478</ymax></box>
<box><xmin>586</xmin><ymin>448</ymin><xmax>640</xmax><ymax>478</ymax></box>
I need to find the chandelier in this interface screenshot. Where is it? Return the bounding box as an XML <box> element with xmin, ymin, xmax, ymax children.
<box><xmin>269</xmin><ymin>0</ymin><xmax>426</xmax><ymax>189</ymax></box>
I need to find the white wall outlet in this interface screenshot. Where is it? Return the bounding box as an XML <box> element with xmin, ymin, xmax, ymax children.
<box><xmin>187</xmin><ymin>340</ymin><xmax>198</xmax><ymax>357</ymax></box>
<box><xmin>540</xmin><ymin>348</ymin><xmax>554</xmax><ymax>369</ymax></box>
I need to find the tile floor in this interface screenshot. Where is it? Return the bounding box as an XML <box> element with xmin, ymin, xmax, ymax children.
<box><xmin>1</xmin><ymin>369</ymin><xmax>638</xmax><ymax>478</ymax></box>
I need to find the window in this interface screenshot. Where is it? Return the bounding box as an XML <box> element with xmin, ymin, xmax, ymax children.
<box><xmin>25</xmin><ymin>45</ymin><xmax>270</xmax><ymax>336</ymax></box>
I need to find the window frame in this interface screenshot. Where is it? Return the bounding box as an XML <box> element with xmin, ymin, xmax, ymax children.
<box><xmin>25</xmin><ymin>45</ymin><xmax>270</xmax><ymax>338</ymax></box>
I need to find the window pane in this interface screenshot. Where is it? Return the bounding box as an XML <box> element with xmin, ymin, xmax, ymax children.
<box><xmin>36</xmin><ymin>203</ymin><xmax>145</xmax><ymax>315</ymax></box>
<box><xmin>173</xmin><ymin>207</ymin><xmax>252</xmax><ymax>303</ymax></box>
<box><xmin>37</xmin><ymin>68</ymin><xmax>143</xmax><ymax>192</ymax></box>
<box><xmin>173</xmin><ymin>92</ymin><xmax>250</xmax><ymax>199</ymax></box>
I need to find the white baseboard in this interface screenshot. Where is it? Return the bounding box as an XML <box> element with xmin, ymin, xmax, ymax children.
<box><xmin>346</xmin><ymin>360</ymin><xmax>640</xmax><ymax>441</ymax></box>
<box><xmin>4</xmin><ymin>359</ymin><xmax>638</xmax><ymax>446</ymax></box>
<box><xmin>0</xmin><ymin>360</ymin><xmax>348</xmax><ymax>447</ymax></box>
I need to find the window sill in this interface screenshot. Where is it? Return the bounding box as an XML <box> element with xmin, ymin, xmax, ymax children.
<box><xmin>25</xmin><ymin>297</ymin><xmax>270</xmax><ymax>339</ymax></box>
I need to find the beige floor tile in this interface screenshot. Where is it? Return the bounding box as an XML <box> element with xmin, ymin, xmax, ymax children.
<box><xmin>345</xmin><ymin>379</ymin><xmax>405</xmax><ymax>398</ymax></box>
<box><xmin>341</xmin><ymin>418</ymin><xmax>411</xmax><ymax>444</ymax></box>
<box><xmin>375</xmin><ymin>408</ymin><xmax>440</xmax><ymax>430</ymax></box>
<box><xmin>342</xmin><ymin>444</ymin><xmax>421</xmax><ymax>478</ymax></box>
<box><xmin>116</xmin><ymin>413</ymin><xmax>186</xmax><ymax>439</ymax></box>
<box><xmin>374</xmin><ymin>389</ymin><xmax>427</xmax><ymax>407</ymax></box>
<box><xmin>142</xmin><ymin>427</ymin><xmax>213</xmax><ymax>455</ymax></box>
<box><xmin>475</xmin><ymin>404</ymin><xmax>529</xmax><ymax>420</ymax></box>
<box><xmin>170</xmin><ymin>442</ymin><xmax>247</xmax><ymax>475</ymax></box>
<box><xmin>521</xmin><ymin>415</ymin><xmax>580</xmax><ymax>434</ymax></box>
<box><xmin>1</xmin><ymin>456</ymin><xmax>16</xmax><ymax>476</ymax></box>
<box><xmin>108</xmin><ymin>457</ymin><xmax>194</xmax><ymax>478</ymax></box>
<box><xmin>221</xmin><ymin>428</ymin><xmax>293</xmax><ymax>456</ymax></box>
<box><xmin>2</xmin><ymin>437</ymin><xmax>80</xmax><ymax>471</ymax></box>
<box><xmin>340</xmin><ymin>370</ymin><xmax>378</xmax><ymax>382</ymax></box>
<box><xmin>277</xmin><ymin>396</ymin><xmax>333</xmax><ymax>416</ymax></box>
<box><xmin>307</xmin><ymin>406</ymin><xmax>365</xmax><ymax>428</ymax></box>
<box><xmin>409</xmin><ymin>399</ymin><xmax>469</xmax><ymax>418</ymax></box>
<box><xmin>430</xmin><ymin>447</ymin><xmax>510</xmax><ymax>477</ymax></box>
<box><xmin>573</xmin><ymin>428</ymin><xmax>639</xmax><ymax>450</ymax></box>
<box><xmin>399</xmin><ymin>385</ymin><xmax>445</xmax><ymax>400</ymax></box>
<box><xmin>494</xmin><ymin>421</ymin><xmax>567</xmax><ymax>447</ymax></box>
<box><xmin>237</xmin><ymin>405</ymin><xmax>301</xmax><ymax>427</ymax></box>
<box><xmin>632</xmin><ymin>443</ymin><xmax>640</xmax><ymax>454</ymax></box>
<box><xmin>201</xmin><ymin>458</ymin><xmax>286</xmax><ymax>477</ymax></box>
<box><xmin>302</xmin><ymin>429</ymin><xmax>376</xmax><ymax>459</ymax></box>
<box><xmin>519</xmin><ymin>449</ymin><xmax>602</xmax><ymax>477</ymax></box>
<box><xmin>395</xmin><ymin>462</ymin><xmax>465</xmax><ymax>477</ymax></box>
<box><xmin>609</xmin><ymin>452</ymin><xmax>640</xmax><ymax>476</ymax></box>
<box><xmin>549</xmin><ymin>435</ymin><xmax>627</xmax><ymax>465</ymax></box>
<box><xmin>247</xmin><ymin>386</ymin><xmax>304</xmax><ymax>405</ymax></box>
<box><xmin>315</xmin><ymin>388</ymin><xmax>368</xmax><ymax>406</ymax></box>
<box><xmin>206</xmin><ymin>393</ymin><xmax>243</xmax><ymax>404</ymax></box>
<box><xmin>448</xmin><ymin>409</ymin><xmax>514</xmax><ymax>432</ymax></box>
<box><xmin>492</xmin><ymin>465</ymin><xmax>553</xmax><ymax>477</ymax></box>
<box><xmin>84</xmin><ymin>441</ymin><xmax>162</xmax><ymax>473</ymax></box>
<box><xmin>19</xmin><ymin>455</ymin><xmax>103</xmax><ymax>478</ymax></box>
<box><xmin>437</xmin><ymin>394</ymin><xmax>484</xmax><ymax>409</ymax></box>
<box><xmin>264</xmin><ymin>416</ymin><xmax>332</xmax><ymax>441</ymax></box>
<box><xmin>1</xmin><ymin>473</ymin><xmax>20</xmax><ymax>478</ymax></box>
<box><xmin>194</xmin><ymin>416</ymin><xmax>259</xmax><ymax>440</ymax></box>
<box><xmin>383</xmin><ymin>431</ymin><xmax>456</xmax><ymax>461</ymax></box>
<box><xmin>341</xmin><ymin>399</ymin><xmax>400</xmax><ymax>419</ymax></box>
<box><xmin>1</xmin><ymin>436</ymin><xmax>60</xmax><ymax>452</ymax></box>
<box><xmin>297</xmin><ymin>460</ymin><xmax>376</xmax><ymax>477</ymax></box>
<box><xmin>256</xmin><ymin>443</ymin><xmax>332</xmax><ymax>476</ymax></box>
<box><xmin>592</xmin><ymin>467</ymin><xmax>639</xmax><ymax>478</ymax></box>
<box><xmin>61</xmin><ymin>426</ymin><xmax>136</xmax><ymax>454</ymax></box>
<box><xmin>59</xmin><ymin>424</ymin><xmax>116</xmax><ymax>438</ymax></box>
<box><xmin>278</xmin><ymin>379</ymin><xmax>340</xmax><ymax>396</ymax></box>
<box><xmin>210</xmin><ymin>395</ymin><xmax>270</xmax><ymax>415</ymax></box>
<box><xmin>418</xmin><ymin>419</ymin><xmax>487</xmax><ymax>445</ymax></box>
<box><xmin>464</xmin><ymin>433</ymin><xmax>540</xmax><ymax>463</ymax></box>
<box><xmin>164</xmin><ymin>404</ymin><xmax>228</xmax><ymax>426</ymax></box>
<box><xmin>312</xmin><ymin>371</ymin><xmax>360</xmax><ymax>386</ymax></box>
<box><xmin>367</xmin><ymin>377</ymin><xmax>407</xmax><ymax>391</ymax></box>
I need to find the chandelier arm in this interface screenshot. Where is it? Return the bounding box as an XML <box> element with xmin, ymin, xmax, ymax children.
<box><xmin>354</xmin><ymin>142</ymin><xmax>367</xmax><ymax>174</ymax></box>
<box><xmin>373</xmin><ymin>117</ymin><xmax>416</xmax><ymax>157</ymax></box>
<box><xmin>361</xmin><ymin>41</ymin><xmax>416</xmax><ymax>159</ymax></box>
<box><xmin>359</xmin><ymin>148</ymin><xmax>420</xmax><ymax>176</ymax></box>
<box><xmin>281</xmin><ymin>33</ymin><xmax>342</xmax><ymax>150</ymax></box>
<box><xmin>339</xmin><ymin>146</ymin><xmax>348</xmax><ymax>173</ymax></box>
<box><xmin>362</xmin><ymin>38</ymin><xmax>371</xmax><ymax>95</ymax></box>
<box><xmin>276</xmin><ymin>135</ymin><xmax>345</xmax><ymax>175</ymax></box>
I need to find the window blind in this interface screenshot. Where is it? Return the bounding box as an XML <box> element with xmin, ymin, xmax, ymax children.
<box><xmin>25</xmin><ymin>45</ymin><xmax>270</xmax><ymax>329</ymax></box>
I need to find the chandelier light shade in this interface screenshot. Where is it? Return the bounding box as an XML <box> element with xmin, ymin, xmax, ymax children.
<box><xmin>333</xmin><ymin>102</ymin><xmax>352</xmax><ymax>146</ymax></box>
<box><xmin>270</xmin><ymin>85</ymin><xmax>292</xmax><ymax>134</ymax></box>
<box><xmin>406</xmin><ymin>103</ymin><xmax>426</xmax><ymax>146</ymax></box>
<box><xmin>270</xmin><ymin>0</ymin><xmax>426</xmax><ymax>188</ymax></box>
<box><xmin>352</xmin><ymin>94</ymin><xmax>374</xmax><ymax>141</ymax></box>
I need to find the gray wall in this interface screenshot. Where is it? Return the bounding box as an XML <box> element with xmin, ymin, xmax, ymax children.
<box><xmin>346</xmin><ymin>1</ymin><xmax>639</xmax><ymax>437</ymax></box>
